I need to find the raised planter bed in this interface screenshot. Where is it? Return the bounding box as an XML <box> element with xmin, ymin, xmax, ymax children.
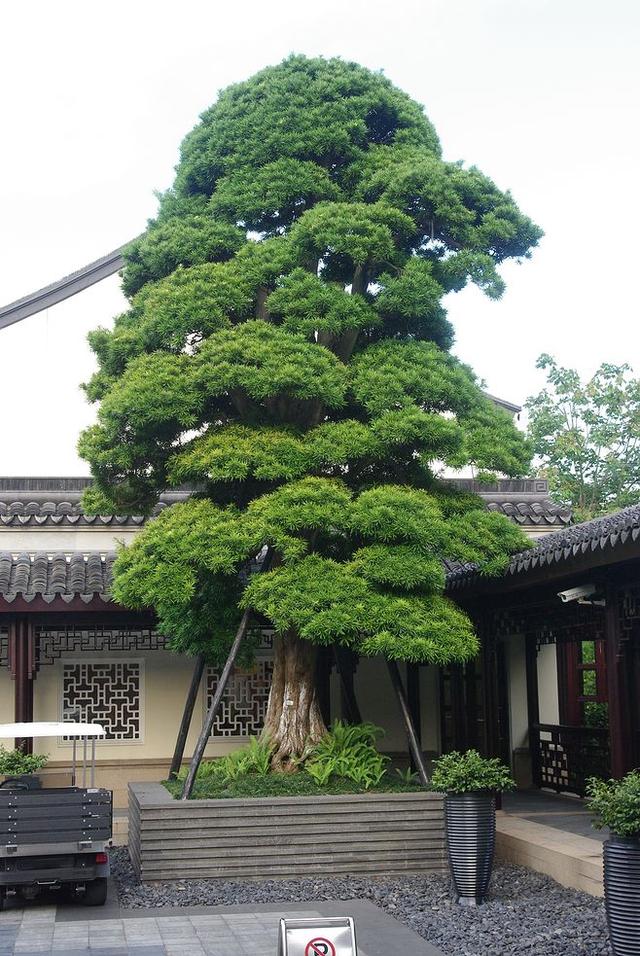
<box><xmin>128</xmin><ymin>781</ymin><xmax>446</xmax><ymax>882</ymax></box>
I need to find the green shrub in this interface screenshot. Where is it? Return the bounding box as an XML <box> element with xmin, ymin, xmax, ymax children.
<box><xmin>178</xmin><ymin>736</ymin><xmax>274</xmax><ymax>783</ymax></box>
<box><xmin>0</xmin><ymin>746</ymin><xmax>48</xmax><ymax>777</ymax></box>
<box><xmin>587</xmin><ymin>771</ymin><xmax>640</xmax><ymax>838</ymax></box>
<box><xmin>430</xmin><ymin>749</ymin><xmax>515</xmax><ymax>794</ymax></box>
<box><xmin>305</xmin><ymin>720</ymin><xmax>389</xmax><ymax>790</ymax></box>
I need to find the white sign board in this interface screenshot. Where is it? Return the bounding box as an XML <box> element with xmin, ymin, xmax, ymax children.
<box><xmin>277</xmin><ymin>917</ymin><xmax>357</xmax><ymax>956</ymax></box>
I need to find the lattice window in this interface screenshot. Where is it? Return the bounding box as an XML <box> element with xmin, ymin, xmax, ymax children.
<box><xmin>61</xmin><ymin>660</ymin><xmax>143</xmax><ymax>741</ymax></box>
<box><xmin>205</xmin><ymin>659</ymin><xmax>273</xmax><ymax>737</ymax></box>
<box><xmin>37</xmin><ymin>626</ymin><xmax>167</xmax><ymax>665</ymax></box>
<box><xmin>0</xmin><ymin>626</ymin><xmax>7</xmax><ymax>667</ymax></box>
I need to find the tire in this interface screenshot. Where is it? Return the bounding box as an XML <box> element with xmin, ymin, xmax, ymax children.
<box><xmin>0</xmin><ymin>888</ymin><xmax>5</xmax><ymax>912</ymax></box>
<box><xmin>81</xmin><ymin>878</ymin><xmax>108</xmax><ymax>907</ymax></box>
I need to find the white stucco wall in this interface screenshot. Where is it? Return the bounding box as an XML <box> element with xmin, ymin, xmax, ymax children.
<box><xmin>0</xmin><ymin>667</ymin><xmax>13</xmax><ymax>726</ymax></box>
<box><xmin>0</xmin><ymin>529</ymin><xmax>140</xmax><ymax>552</ymax></box>
<box><xmin>537</xmin><ymin>642</ymin><xmax>560</xmax><ymax>724</ymax></box>
<box><xmin>354</xmin><ymin>657</ymin><xmax>440</xmax><ymax>754</ymax></box>
<box><xmin>505</xmin><ymin>634</ymin><xmax>528</xmax><ymax>751</ymax></box>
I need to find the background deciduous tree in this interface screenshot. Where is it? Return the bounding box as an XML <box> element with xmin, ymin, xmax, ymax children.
<box><xmin>526</xmin><ymin>354</ymin><xmax>640</xmax><ymax>521</ymax></box>
<box><xmin>80</xmin><ymin>56</ymin><xmax>540</xmax><ymax>769</ymax></box>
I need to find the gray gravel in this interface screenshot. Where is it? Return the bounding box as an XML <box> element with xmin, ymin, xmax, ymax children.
<box><xmin>112</xmin><ymin>848</ymin><xmax>610</xmax><ymax>955</ymax></box>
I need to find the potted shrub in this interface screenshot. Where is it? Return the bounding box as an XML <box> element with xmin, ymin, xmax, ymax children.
<box><xmin>0</xmin><ymin>746</ymin><xmax>48</xmax><ymax>790</ymax></box>
<box><xmin>587</xmin><ymin>771</ymin><xmax>640</xmax><ymax>956</ymax></box>
<box><xmin>431</xmin><ymin>749</ymin><xmax>515</xmax><ymax>905</ymax></box>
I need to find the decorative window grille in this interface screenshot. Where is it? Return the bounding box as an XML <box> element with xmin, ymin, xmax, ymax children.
<box><xmin>205</xmin><ymin>658</ymin><xmax>273</xmax><ymax>737</ymax></box>
<box><xmin>62</xmin><ymin>660</ymin><xmax>143</xmax><ymax>741</ymax></box>
<box><xmin>0</xmin><ymin>626</ymin><xmax>7</xmax><ymax>667</ymax></box>
<box><xmin>37</xmin><ymin>625</ymin><xmax>167</xmax><ymax>665</ymax></box>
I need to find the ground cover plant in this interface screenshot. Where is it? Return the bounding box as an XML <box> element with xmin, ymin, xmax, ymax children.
<box><xmin>166</xmin><ymin>721</ymin><xmax>419</xmax><ymax>798</ymax></box>
<box><xmin>80</xmin><ymin>55</ymin><xmax>541</xmax><ymax>771</ymax></box>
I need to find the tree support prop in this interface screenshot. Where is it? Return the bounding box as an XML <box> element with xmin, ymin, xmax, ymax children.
<box><xmin>386</xmin><ymin>659</ymin><xmax>429</xmax><ymax>788</ymax></box>
<box><xmin>180</xmin><ymin>610</ymin><xmax>250</xmax><ymax>799</ymax></box>
<box><xmin>169</xmin><ymin>653</ymin><xmax>206</xmax><ymax>780</ymax></box>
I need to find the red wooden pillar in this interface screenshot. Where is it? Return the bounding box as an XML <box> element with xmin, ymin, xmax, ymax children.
<box><xmin>605</xmin><ymin>584</ymin><xmax>633</xmax><ymax>778</ymax></box>
<box><xmin>8</xmin><ymin>617</ymin><xmax>36</xmax><ymax>753</ymax></box>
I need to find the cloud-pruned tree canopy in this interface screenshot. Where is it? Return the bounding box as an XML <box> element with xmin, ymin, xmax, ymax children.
<box><xmin>80</xmin><ymin>56</ymin><xmax>539</xmax><ymax>764</ymax></box>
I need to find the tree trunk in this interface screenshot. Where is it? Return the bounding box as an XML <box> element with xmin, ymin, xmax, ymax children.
<box><xmin>262</xmin><ymin>632</ymin><xmax>326</xmax><ymax>771</ymax></box>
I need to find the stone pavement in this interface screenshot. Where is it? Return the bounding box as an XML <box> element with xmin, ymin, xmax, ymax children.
<box><xmin>0</xmin><ymin>893</ymin><xmax>443</xmax><ymax>955</ymax></box>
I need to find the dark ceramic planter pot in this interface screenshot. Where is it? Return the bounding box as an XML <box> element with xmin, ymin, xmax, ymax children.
<box><xmin>444</xmin><ymin>791</ymin><xmax>496</xmax><ymax>905</ymax></box>
<box><xmin>603</xmin><ymin>834</ymin><xmax>640</xmax><ymax>956</ymax></box>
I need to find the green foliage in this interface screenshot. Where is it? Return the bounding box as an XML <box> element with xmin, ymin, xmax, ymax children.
<box><xmin>584</xmin><ymin>702</ymin><xmax>608</xmax><ymax>729</ymax></box>
<box><xmin>587</xmin><ymin>772</ymin><xmax>640</xmax><ymax>838</ymax></box>
<box><xmin>430</xmin><ymin>749</ymin><xmax>515</xmax><ymax>794</ymax></box>
<box><xmin>178</xmin><ymin>737</ymin><xmax>274</xmax><ymax>784</ymax></box>
<box><xmin>395</xmin><ymin>766</ymin><xmax>420</xmax><ymax>784</ymax></box>
<box><xmin>305</xmin><ymin>720</ymin><xmax>389</xmax><ymax>789</ymax></box>
<box><xmin>526</xmin><ymin>354</ymin><xmax>640</xmax><ymax>520</ymax></box>
<box><xmin>165</xmin><ymin>769</ymin><xmax>421</xmax><ymax>800</ymax></box>
<box><xmin>81</xmin><ymin>55</ymin><xmax>539</xmax><ymax>684</ymax></box>
<box><xmin>0</xmin><ymin>747</ymin><xmax>49</xmax><ymax>777</ymax></box>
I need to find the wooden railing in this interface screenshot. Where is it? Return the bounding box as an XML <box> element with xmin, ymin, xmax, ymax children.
<box><xmin>531</xmin><ymin>723</ymin><xmax>610</xmax><ymax>796</ymax></box>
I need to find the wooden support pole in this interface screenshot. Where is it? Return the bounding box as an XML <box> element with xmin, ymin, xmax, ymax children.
<box><xmin>406</xmin><ymin>663</ymin><xmax>422</xmax><ymax>773</ymax></box>
<box><xmin>180</xmin><ymin>546</ymin><xmax>274</xmax><ymax>800</ymax></box>
<box><xmin>386</xmin><ymin>659</ymin><xmax>429</xmax><ymax>788</ymax></box>
<box><xmin>180</xmin><ymin>609</ymin><xmax>251</xmax><ymax>800</ymax></box>
<box><xmin>168</xmin><ymin>653</ymin><xmax>206</xmax><ymax>780</ymax></box>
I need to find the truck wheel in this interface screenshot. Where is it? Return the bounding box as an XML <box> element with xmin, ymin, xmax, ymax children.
<box><xmin>0</xmin><ymin>888</ymin><xmax>5</xmax><ymax>912</ymax></box>
<box><xmin>82</xmin><ymin>878</ymin><xmax>108</xmax><ymax>906</ymax></box>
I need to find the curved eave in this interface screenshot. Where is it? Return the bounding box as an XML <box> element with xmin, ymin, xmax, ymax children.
<box><xmin>0</xmin><ymin>243</ymin><xmax>133</xmax><ymax>330</ymax></box>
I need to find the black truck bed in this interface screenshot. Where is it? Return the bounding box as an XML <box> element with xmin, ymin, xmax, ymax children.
<box><xmin>0</xmin><ymin>787</ymin><xmax>112</xmax><ymax>858</ymax></box>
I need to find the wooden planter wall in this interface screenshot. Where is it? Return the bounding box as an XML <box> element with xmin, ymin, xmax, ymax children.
<box><xmin>128</xmin><ymin>782</ymin><xmax>446</xmax><ymax>881</ymax></box>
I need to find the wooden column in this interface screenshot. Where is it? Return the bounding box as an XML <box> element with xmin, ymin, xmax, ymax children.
<box><xmin>605</xmin><ymin>583</ymin><xmax>634</xmax><ymax>778</ymax></box>
<box><xmin>480</xmin><ymin>623</ymin><xmax>499</xmax><ymax>758</ymax></box>
<box><xmin>9</xmin><ymin>617</ymin><xmax>36</xmax><ymax>753</ymax></box>
<box><xmin>525</xmin><ymin>633</ymin><xmax>541</xmax><ymax>787</ymax></box>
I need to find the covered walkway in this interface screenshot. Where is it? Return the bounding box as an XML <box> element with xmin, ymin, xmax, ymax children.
<box><xmin>497</xmin><ymin>790</ymin><xmax>605</xmax><ymax>897</ymax></box>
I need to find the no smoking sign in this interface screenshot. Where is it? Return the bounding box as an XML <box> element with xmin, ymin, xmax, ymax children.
<box><xmin>278</xmin><ymin>916</ymin><xmax>357</xmax><ymax>956</ymax></box>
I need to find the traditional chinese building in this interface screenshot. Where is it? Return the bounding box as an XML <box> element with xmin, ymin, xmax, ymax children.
<box><xmin>0</xmin><ymin>476</ymin><xmax>571</xmax><ymax>807</ymax></box>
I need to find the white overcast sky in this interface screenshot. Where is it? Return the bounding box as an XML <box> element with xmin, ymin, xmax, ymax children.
<box><xmin>0</xmin><ymin>0</ymin><xmax>638</xmax><ymax>475</ymax></box>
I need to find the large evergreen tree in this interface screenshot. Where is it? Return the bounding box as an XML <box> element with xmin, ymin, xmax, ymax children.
<box><xmin>80</xmin><ymin>56</ymin><xmax>540</xmax><ymax>769</ymax></box>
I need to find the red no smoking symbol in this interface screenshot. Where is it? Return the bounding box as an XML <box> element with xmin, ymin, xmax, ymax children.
<box><xmin>305</xmin><ymin>938</ymin><xmax>336</xmax><ymax>956</ymax></box>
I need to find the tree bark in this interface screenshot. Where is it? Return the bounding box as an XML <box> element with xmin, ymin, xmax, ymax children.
<box><xmin>262</xmin><ymin>632</ymin><xmax>327</xmax><ymax>771</ymax></box>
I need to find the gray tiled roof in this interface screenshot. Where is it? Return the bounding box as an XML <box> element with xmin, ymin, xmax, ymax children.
<box><xmin>0</xmin><ymin>245</ymin><xmax>128</xmax><ymax>332</ymax></box>
<box><xmin>0</xmin><ymin>478</ymin><xmax>191</xmax><ymax>527</ymax></box>
<box><xmin>447</xmin><ymin>503</ymin><xmax>640</xmax><ymax>590</ymax></box>
<box><xmin>0</xmin><ymin>552</ymin><xmax>115</xmax><ymax>603</ymax></box>
<box><xmin>0</xmin><ymin>477</ymin><xmax>569</xmax><ymax>528</ymax></box>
